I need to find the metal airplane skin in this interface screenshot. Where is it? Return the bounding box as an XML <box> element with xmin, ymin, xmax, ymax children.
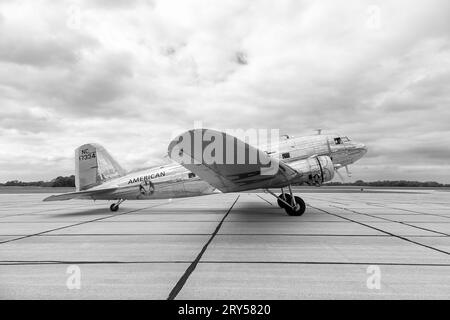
<box><xmin>44</xmin><ymin>129</ymin><xmax>367</xmax><ymax>216</ymax></box>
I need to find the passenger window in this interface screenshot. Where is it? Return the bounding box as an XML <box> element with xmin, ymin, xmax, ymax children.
<box><xmin>334</xmin><ymin>137</ymin><xmax>342</xmax><ymax>145</ymax></box>
<box><xmin>282</xmin><ymin>152</ymin><xmax>290</xmax><ymax>159</ymax></box>
<box><xmin>188</xmin><ymin>173</ymin><xmax>196</xmax><ymax>178</ymax></box>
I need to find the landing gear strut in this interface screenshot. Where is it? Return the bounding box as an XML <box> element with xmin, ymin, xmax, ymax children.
<box><xmin>266</xmin><ymin>186</ymin><xmax>306</xmax><ymax>216</ymax></box>
<box><xmin>110</xmin><ymin>199</ymin><xmax>125</xmax><ymax>212</ymax></box>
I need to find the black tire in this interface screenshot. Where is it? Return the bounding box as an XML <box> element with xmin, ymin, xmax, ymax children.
<box><xmin>284</xmin><ymin>196</ymin><xmax>306</xmax><ymax>216</ymax></box>
<box><xmin>110</xmin><ymin>203</ymin><xmax>119</xmax><ymax>212</ymax></box>
<box><xmin>277</xmin><ymin>194</ymin><xmax>292</xmax><ymax>208</ymax></box>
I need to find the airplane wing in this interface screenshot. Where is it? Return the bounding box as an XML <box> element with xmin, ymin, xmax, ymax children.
<box><xmin>43</xmin><ymin>187</ymin><xmax>118</xmax><ymax>201</ymax></box>
<box><xmin>168</xmin><ymin>129</ymin><xmax>299</xmax><ymax>192</ymax></box>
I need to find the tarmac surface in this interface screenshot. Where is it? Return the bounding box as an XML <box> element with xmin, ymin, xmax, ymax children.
<box><xmin>0</xmin><ymin>188</ymin><xmax>449</xmax><ymax>299</ymax></box>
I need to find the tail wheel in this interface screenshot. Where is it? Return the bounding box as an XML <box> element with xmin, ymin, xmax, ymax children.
<box><xmin>277</xmin><ymin>194</ymin><xmax>292</xmax><ymax>208</ymax></box>
<box><xmin>110</xmin><ymin>204</ymin><xmax>119</xmax><ymax>212</ymax></box>
<box><xmin>284</xmin><ymin>196</ymin><xmax>306</xmax><ymax>216</ymax></box>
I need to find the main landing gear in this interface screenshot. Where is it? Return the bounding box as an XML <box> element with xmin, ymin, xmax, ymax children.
<box><xmin>265</xmin><ymin>186</ymin><xmax>306</xmax><ymax>216</ymax></box>
<box><xmin>110</xmin><ymin>199</ymin><xmax>125</xmax><ymax>212</ymax></box>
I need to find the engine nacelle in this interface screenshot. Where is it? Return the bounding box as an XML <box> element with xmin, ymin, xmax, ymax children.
<box><xmin>288</xmin><ymin>156</ymin><xmax>334</xmax><ymax>185</ymax></box>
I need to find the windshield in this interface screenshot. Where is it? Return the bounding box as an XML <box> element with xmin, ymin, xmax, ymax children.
<box><xmin>334</xmin><ymin>136</ymin><xmax>350</xmax><ymax>144</ymax></box>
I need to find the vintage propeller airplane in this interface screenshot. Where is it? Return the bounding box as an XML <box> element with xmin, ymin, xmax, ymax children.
<box><xmin>43</xmin><ymin>129</ymin><xmax>367</xmax><ymax>216</ymax></box>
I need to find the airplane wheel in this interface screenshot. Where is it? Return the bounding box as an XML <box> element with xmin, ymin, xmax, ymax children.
<box><xmin>285</xmin><ymin>196</ymin><xmax>306</xmax><ymax>216</ymax></box>
<box><xmin>277</xmin><ymin>194</ymin><xmax>291</xmax><ymax>208</ymax></box>
<box><xmin>110</xmin><ymin>204</ymin><xmax>119</xmax><ymax>212</ymax></box>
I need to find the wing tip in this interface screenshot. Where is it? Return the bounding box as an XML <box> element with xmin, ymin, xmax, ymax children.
<box><xmin>42</xmin><ymin>195</ymin><xmax>57</xmax><ymax>202</ymax></box>
<box><xmin>42</xmin><ymin>194</ymin><xmax>73</xmax><ymax>202</ymax></box>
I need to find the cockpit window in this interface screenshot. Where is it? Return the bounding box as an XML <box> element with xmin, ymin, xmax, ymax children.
<box><xmin>335</xmin><ymin>137</ymin><xmax>350</xmax><ymax>144</ymax></box>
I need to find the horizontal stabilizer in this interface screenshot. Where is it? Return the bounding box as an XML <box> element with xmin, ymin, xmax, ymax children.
<box><xmin>43</xmin><ymin>188</ymin><xmax>117</xmax><ymax>202</ymax></box>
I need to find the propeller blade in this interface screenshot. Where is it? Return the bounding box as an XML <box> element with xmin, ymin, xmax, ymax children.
<box><xmin>326</xmin><ymin>139</ymin><xmax>332</xmax><ymax>158</ymax></box>
<box><xmin>345</xmin><ymin>165</ymin><xmax>352</xmax><ymax>177</ymax></box>
<box><xmin>335</xmin><ymin>168</ymin><xmax>345</xmax><ymax>182</ymax></box>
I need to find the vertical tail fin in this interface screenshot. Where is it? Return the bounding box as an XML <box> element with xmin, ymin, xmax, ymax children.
<box><xmin>75</xmin><ymin>143</ymin><xmax>126</xmax><ymax>191</ymax></box>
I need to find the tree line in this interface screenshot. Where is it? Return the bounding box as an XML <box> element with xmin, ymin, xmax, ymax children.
<box><xmin>1</xmin><ymin>177</ymin><xmax>449</xmax><ymax>188</ymax></box>
<box><xmin>0</xmin><ymin>176</ymin><xmax>75</xmax><ymax>187</ymax></box>
<box><xmin>326</xmin><ymin>180</ymin><xmax>450</xmax><ymax>187</ymax></box>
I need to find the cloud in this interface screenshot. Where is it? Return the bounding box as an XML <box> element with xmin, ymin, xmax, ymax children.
<box><xmin>0</xmin><ymin>0</ymin><xmax>449</xmax><ymax>182</ymax></box>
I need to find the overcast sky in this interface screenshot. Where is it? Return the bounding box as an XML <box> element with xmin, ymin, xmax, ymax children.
<box><xmin>0</xmin><ymin>0</ymin><xmax>449</xmax><ymax>183</ymax></box>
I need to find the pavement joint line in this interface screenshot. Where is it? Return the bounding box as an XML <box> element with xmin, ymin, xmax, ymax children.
<box><xmin>1</xmin><ymin>260</ymin><xmax>450</xmax><ymax>267</ymax></box>
<box><xmin>330</xmin><ymin>205</ymin><xmax>450</xmax><ymax>237</ymax></box>
<box><xmin>0</xmin><ymin>220</ymin><xmax>354</xmax><ymax>223</ymax></box>
<box><xmin>366</xmin><ymin>202</ymin><xmax>450</xmax><ymax>219</ymax></box>
<box><xmin>5</xmin><ymin>219</ymin><xmax>450</xmax><ymax>223</ymax></box>
<box><xmin>307</xmin><ymin>204</ymin><xmax>450</xmax><ymax>256</ymax></box>
<box><xmin>310</xmin><ymin>198</ymin><xmax>450</xmax><ymax>221</ymax></box>
<box><xmin>306</xmin><ymin>196</ymin><xmax>348</xmax><ymax>206</ymax></box>
<box><xmin>0</xmin><ymin>200</ymin><xmax>181</xmax><ymax>245</ymax></box>
<box><xmin>308</xmin><ymin>196</ymin><xmax>450</xmax><ymax>219</ymax></box>
<box><xmin>3</xmin><ymin>233</ymin><xmax>445</xmax><ymax>237</ymax></box>
<box><xmin>0</xmin><ymin>220</ymin><xmax>394</xmax><ymax>222</ymax></box>
<box><xmin>255</xmin><ymin>194</ymin><xmax>273</xmax><ymax>205</ymax></box>
<box><xmin>0</xmin><ymin>204</ymin><xmax>103</xmax><ymax>219</ymax></box>
<box><xmin>167</xmin><ymin>195</ymin><xmax>240</xmax><ymax>300</ymax></box>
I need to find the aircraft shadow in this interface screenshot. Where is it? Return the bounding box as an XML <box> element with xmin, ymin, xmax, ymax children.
<box><xmin>50</xmin><ymin>207</ymin><xmax>113</xmax><ymax>217</ymax></box>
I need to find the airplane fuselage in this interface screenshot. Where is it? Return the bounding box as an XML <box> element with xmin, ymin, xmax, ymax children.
<box><xmin>90</xmin><ymin>134</ymin><xmax>367</xmax><ymax>201</ymax></box>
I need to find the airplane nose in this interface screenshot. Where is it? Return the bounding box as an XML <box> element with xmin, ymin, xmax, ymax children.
<box><xmin>358</xmin><ymin>143</ymin><xmax>368</xmax><ymax>155</ymax></box>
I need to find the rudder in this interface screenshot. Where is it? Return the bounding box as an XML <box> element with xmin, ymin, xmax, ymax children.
<box><xmin>75</xmin><ymin>143</ymin><xmax>126</xmax><ymax>191</ymax></box>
